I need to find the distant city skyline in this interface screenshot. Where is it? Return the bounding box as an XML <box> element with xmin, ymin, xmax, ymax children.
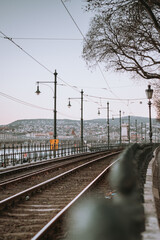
<box><xmin>1</xmin><ymin>117</ymin><xmax>159</xmax><ymax>146</ymax></box>
<box><xmin>0</xmin><ymin>0</ymin><xmax>157</xmax><ymax>125</ymax></box>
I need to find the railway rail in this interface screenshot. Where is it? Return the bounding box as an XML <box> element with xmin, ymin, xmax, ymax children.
<box><xmin>0</xmin><ymin>151</ymin><xmax>99</xmax><ymax>177</ymax></box>
<box><xmin>0</xmin><ymin>151</ymin><xmax>120</xmax><ymax>201</ymax></box>
<box><xmin>0</xmin><ymin>150</ymin><xmax>116</xmax><ymax>181</ymax></box>
<box><xmin>0</xmin><ymin>151</ymin><xmax>120</xmax><ymax>240</ymax></box>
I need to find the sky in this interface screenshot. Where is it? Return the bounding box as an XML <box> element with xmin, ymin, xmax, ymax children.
<box><xmin>0</xmin><ymin>0</ymin><xmax>157</xmax><ymax>125</ymax></box>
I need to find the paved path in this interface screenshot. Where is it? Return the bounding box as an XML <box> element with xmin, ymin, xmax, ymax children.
<box><xmin>142</xmin><ymin>155</ymin><xmax>160</xmax><ymax>240</ymax></box>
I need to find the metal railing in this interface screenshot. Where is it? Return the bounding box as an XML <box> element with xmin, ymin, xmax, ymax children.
<box><xmin>0</xmin><ymin>141</ymin><xmax>88</xmax><ymax>168</ymax></box>
<box><xmin>0</xmin><ymin>140</ymin><xmax>129</xmax><ymax>168</ymax></box>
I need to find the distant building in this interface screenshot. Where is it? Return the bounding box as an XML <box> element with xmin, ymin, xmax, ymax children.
<box><xmin>122</xmin><ymin>124</ymin><xmax>129</xmax><ymax>142</ymax></box>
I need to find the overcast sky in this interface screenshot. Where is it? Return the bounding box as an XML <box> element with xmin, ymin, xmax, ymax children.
<box><xmin>0</xmin><ymin>0</ymin><xmax>156</xmax><ymax>125</ymax></box>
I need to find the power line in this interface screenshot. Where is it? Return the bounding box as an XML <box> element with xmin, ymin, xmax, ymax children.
<box><xmin>60</xmin><ymin>0</ymin><xmax>118</xmax><ymax>97</ymax></box>
<box><xmin>58</xmin><ymin>76</ymin><xmax>81</xmax><ymax>93</ymax></box>
<box><xmin>61</xmin><ymin>0</ymin><xmax>87</xmax><ymax>42</ymax></box>
<box><xmin>0</xmin><ymin>30</ymin><xmax>85</xmax><ymax>96</ymax></box>
<box><xmin>4</xmin><ymin>37</ymin><xmax>83</xmax><ymax>41</ymax></box>
<box><xmin>0</xmin><ymin>31</ymin><xmax>54</xmax><ymax>75</ymax></box>
<box><xmin>0</xmin><ymin>91</ymin><xmax>85</xmax><ymax>119</ymax></box>
<box><xmin>84</xmin><ymin>93</ymin><xmax>147</xmax><ymax>101</ymax></box>
<box><xmin>0</xmin><ymin>31</ymin><xmax>146</xmax><ymax>107</ymax></box>
<box><xmin>0</xmin><ymin>92</ymin><xmax>53</xmax><ymax>111</ymax></box>
<box><xmin>60</xmin><ymin>1</ymin><xmax>143</xmax><ymax>103</ymax></box>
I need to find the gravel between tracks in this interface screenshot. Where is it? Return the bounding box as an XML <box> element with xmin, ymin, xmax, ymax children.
<box><xmin>0</xmin><ymin>154</ymin><xmax>110</xmax><ymax>201</ymax></box>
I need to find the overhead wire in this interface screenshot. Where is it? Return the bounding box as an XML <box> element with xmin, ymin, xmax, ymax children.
<box><xmin>0</xmin><ymin>30</ymin><xmax>83</xmax><ymax>98</ymax></box>
<box><xmin>0</xmin><ymin>91</ymin><xmax>53</xmax><ymax>111</ymax></box>
<box><xmin>0</xmin><ymin>30</ymin><xmax>85</xmax><ymax>94</ymax></box>
<box><xmin>5</xmin><ymin>37</ymin><xmax>83</xmax><ymax>41</ymax></box>
<box><xmin>0</xmin><ymin>30</ymin><xmax>101</xmax><ymax>110</ymax></box>
<box><xmin>60</xmin><ymin>0</ymin><xmax>120</xmax><ymax>98</ymax></box>
<box><xmin>84</xmin><ymin>93</ymin><xmax>146</xmax><ymax>101</ymax></box>
<box><xmin>0</xmin><ymin>34</ymin><xmax>113</xmax><ymax>102</ymax></box>
<box><xmin>0</xmin><ymin>31</ymin><xmax>54</xmax><ymax>75</ymax></box>
<box><xmin>0</xmin><ymin>30</ymin><xmax>147</xmax><ymax>113</ymax></box>
<box><xmin>0</xmin><ymin>91</ymin><xmax>82</xmax><ymax>119</ymax></box>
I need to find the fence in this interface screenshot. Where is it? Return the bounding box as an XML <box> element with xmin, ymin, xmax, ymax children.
<box><xmin>0</xmin><ymin>140</ymin><xmax>130</xmax><ymax>168</ymax></box>
<box><xmin>0</xmin><ymin>141</ymin><xmax>88</xmax><ymax>168</ymax></box>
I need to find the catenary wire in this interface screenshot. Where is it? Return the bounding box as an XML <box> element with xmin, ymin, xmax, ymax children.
<box><xmin>0</xmin><ymin>92</ymin><xmax>86</xmax><ymax>120</ymax></box>
<box><xmin>0</xmin><ymin>30</ymin><xmax>84</xmax><ymax>95</ymax></box>
<box><xmin>5</xmin><ymin>37</ymin><xmax>83</xmax><ymax>40</ymax></box>
<box><xmin>84</xmin><ymin>93</ymin><xmax>147</xmax><ymax>101</ymax></box>
<box><xmin>0</xmin><ymin>31</ymin><xmax>54</xmax><ymax>75</ymax></box>
<box><xmin>0</xmin><ymin>92</ymin><xmax>53</xmax><ymax>111</ymax></box>
<box><xmin>0</xmin><ymin>31</ymin><xmax>146</xmax><ymax>106</ymax></box>
<box><xmin>60</xmin><ymin>0</ymin><xmax>120</xmax><ymax>98</ymax></box>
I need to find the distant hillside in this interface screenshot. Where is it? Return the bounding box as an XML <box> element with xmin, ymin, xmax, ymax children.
<box><xmin>5</xmin><ymin>119</ymin><xmax>79</xmax><ymax>127</ymax></box>
<box><xmin>2</xmin><ymin>116</ymin><xmax>159</xmax><ymax>129</ymax></box>
<box><xmin>0</xmin><ymin>117</ymin><xmax>159</xmax><ymax>143</ymax></box>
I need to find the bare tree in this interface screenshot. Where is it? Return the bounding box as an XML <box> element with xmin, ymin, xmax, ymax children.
<box><xmin>152</xmin><ymin>81</ymin><xmax>160</xmax><ymax>118</ymax></box>
<box><xmin>83</xmin><ymin>0</ymin><xmax>160</xmax><ymax>80</ymax></box>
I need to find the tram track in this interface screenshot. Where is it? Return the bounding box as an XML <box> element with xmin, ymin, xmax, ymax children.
<box><xmin>0</xmin><ymin>150</ymin><xmax>113</xmax><ymax>182</ymax></box>
<box><xmin>0</xmin><ymin>151</ymin><xmax>120</xmax><ymax>201</ymax></box>
<box><xmin>0</xmin><ymin>151</ymin><xmax>120</xmax><ymax>240</ymax></box>
<box><xmin>36</xmin><ymin>160</ymin><xmax>117</xmax><ymax>240</ymax></box>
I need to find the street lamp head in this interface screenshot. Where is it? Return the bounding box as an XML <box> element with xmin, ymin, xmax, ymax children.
<box><xmin>68</xmin><ymin>99</ymin><xmax>71</xmax><ymax>108</ymax></box>
<box><xmin>145</xmin><ymin>85</ymin><xmax>153</xmax><ymax>100</ymax></box>
<box><xmin>35</xmin><ymin>85</ymin><xmax>41</xmax><ymax>95</ymax></box>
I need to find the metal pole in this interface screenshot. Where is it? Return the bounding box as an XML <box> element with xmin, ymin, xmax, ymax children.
<box><xmin>107</xmin><ymin>102</ymin><xmax>109</xmax><ymax>149</ymax></box>
<box><xmin>141</xmin><ymin>122</ymin><xmax>143</xmax><ymax>142</ymax></box>
<box><xmin>81</xmin><ymin>89</ymin><xmax>84</xmax><ymax>149</ymax></box>
<box><xmin>135</xmin><ymin>119</ymin><xmax>137</xmax><ymax>143</ymax></box>
<box><xmin>128</xmin><ymin>115</ymin><xmax>130</xmax><ymax>144</ymax></box>
<box><xmin>54</xmin><ymin>70</ymin><xmax>57</xmax><ymax>140</ymax></box>
<box><xmin>148</xmin><ymin>100</ymin><xmax>152</xmax><ymax>143</ymax></box>
<box><xmin>145</xmin><ymin>123</ymin><xmax>146</xmax><ymax>143</ymax></box>
<box><xmin>119</xmin><ymin>110</ymin><xmax>121</xmax><ymax>145</ymax></box>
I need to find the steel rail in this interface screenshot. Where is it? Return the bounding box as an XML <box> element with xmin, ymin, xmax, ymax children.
<box><xmin>0</xmin><ymin>151</ymin><xmax>109</xmax><ymax>187</ymax></box>
<box><xmin>0</xmin><ymin>150</ymin><xmax>112</xmax><ymax>177</ymax></box>
<box><xmin>32</xmin><ymin>158</ymin><xmax>119</xmax><ymax>240</ymax></box>
<box><xmin>0</xmin><ymin>151</ymin><xmax>93</xmax><ymax>176</ymax></box>
<box><xmin>0</xmin><ymin>151</ymin><xmax>120</xmax><ymax>211</ymax></box>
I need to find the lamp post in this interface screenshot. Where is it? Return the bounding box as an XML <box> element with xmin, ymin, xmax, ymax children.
<box><xmin>145</xmin><ymin>85</ymin><xmax>153</xmax><ymax>143</ymax></box>
<box><xmin>119</xmin><ymin>110</ymin><xmax>122</xmax><ymax>145</ymax></box>
<box><xmin>68</xmin><ymin>90</ymin><xmax>84</xmax><ymax>149</ymax></box>
<box><xmin>98</xmin><ymin>102</ymin><xmax>110</xmax><ymax>149</ymax></box>
<box><xmin>35</xmin><ymin>70</ymin><xmax>58</xmax><ymax>140</ymax></box>
<box><xmin>135</xmin><ymin>119</ymin><xmax>137</xmax><ymax>143</ymax></box>
<box><xmin>141</xmin><ymin>122</ymin><xmax>143</xmax><ymax>142</ymax></box>
<box><xmin>128</xmin><ymin>115</ymin><xmax>130</xmax><ymax>144</ymax></box>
